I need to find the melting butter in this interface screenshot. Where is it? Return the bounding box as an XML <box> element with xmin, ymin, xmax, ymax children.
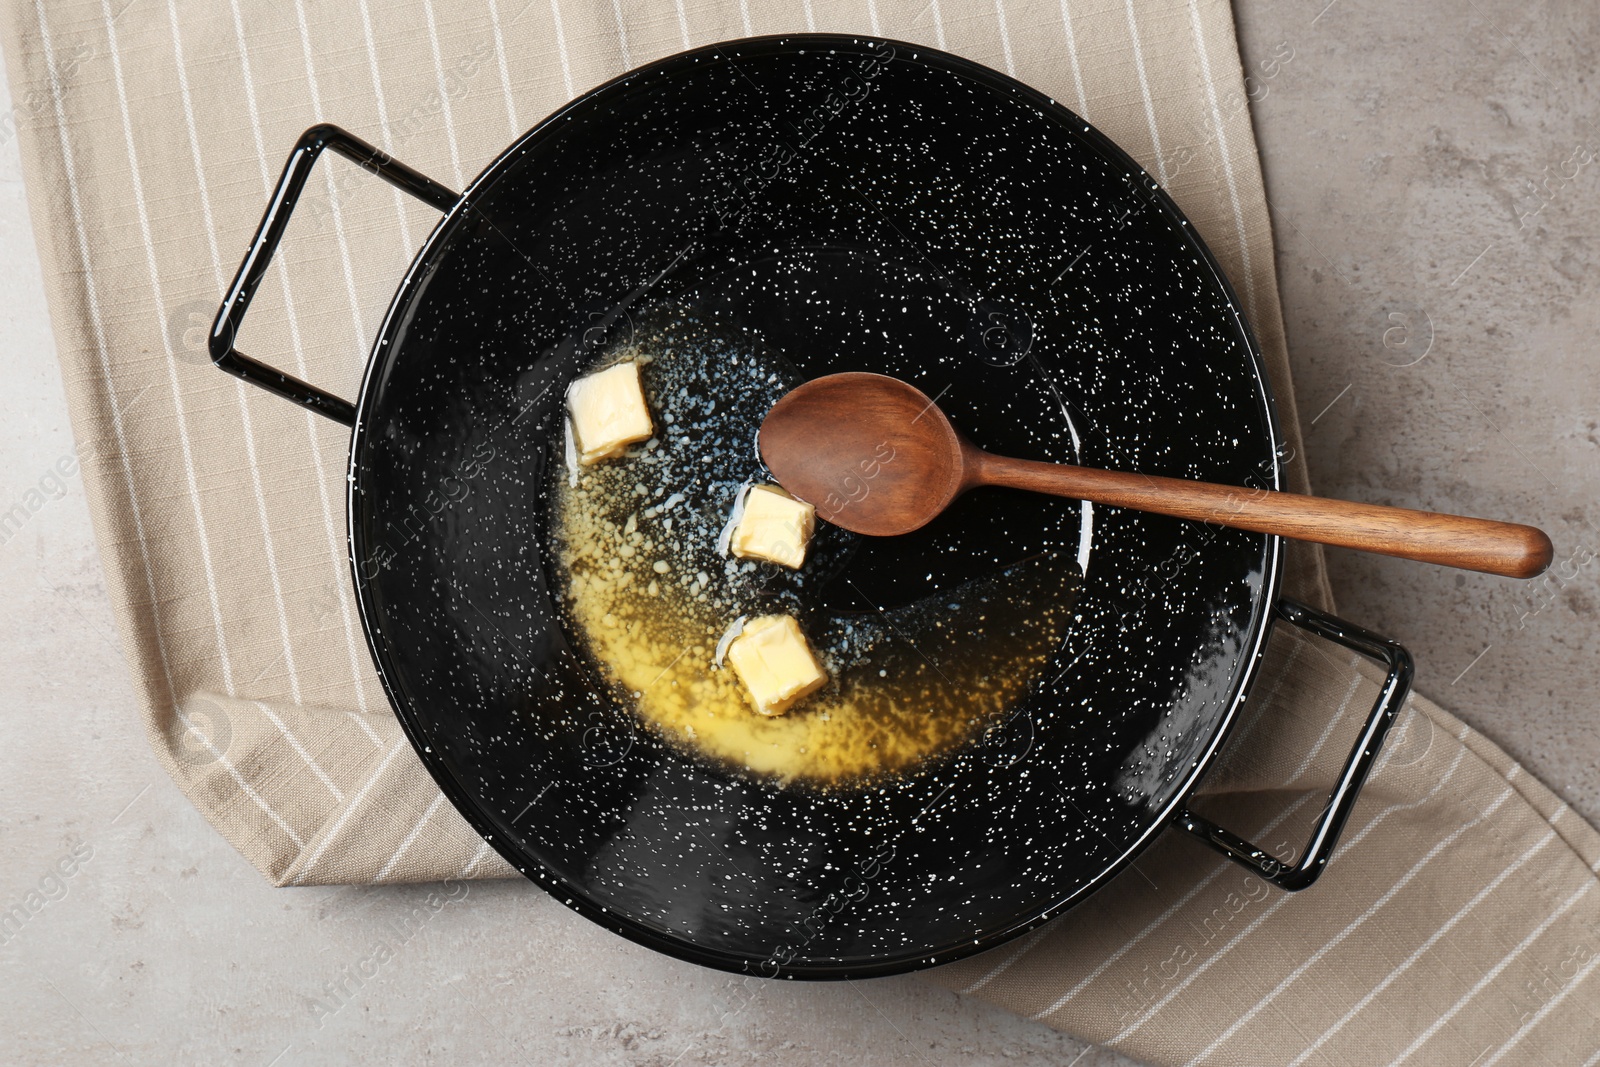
<box><xmin>550</xmin><ymin>318</ymin><xmax>1078</xmax><ymax>786</ymax></box>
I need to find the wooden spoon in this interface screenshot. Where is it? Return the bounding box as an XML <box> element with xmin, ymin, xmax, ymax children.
<box><xmin>758</xmin><ymin>372</ymin><xmax>1553</xmax><ymax>579</ymax></box>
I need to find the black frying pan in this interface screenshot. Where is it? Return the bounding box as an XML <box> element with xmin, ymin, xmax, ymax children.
<box><xmin>210</xmin><ymin>34</ymin><xmax>1412</xmax><ymax>979</ymax></box>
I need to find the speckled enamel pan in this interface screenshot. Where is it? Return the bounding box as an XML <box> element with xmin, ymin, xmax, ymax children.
<box><xmin>211</xmin><ymin>35</ymin><xmax>1413</xmax><ymax>979</ymax></box>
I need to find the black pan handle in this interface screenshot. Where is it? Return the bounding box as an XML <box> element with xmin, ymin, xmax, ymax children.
<box><xmin>210</xmin><ymin>123</ymin><xmax>458</xmax><ymax>427</ymax></box>
<box><xmin>1173</xmin><ymin>597</ymin><xmax>1414</xmax><ymax>891</ymax></box>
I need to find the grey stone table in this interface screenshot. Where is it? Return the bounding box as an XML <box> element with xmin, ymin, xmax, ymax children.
<box><xmin>3</xmin><ymin>2</ymin><xmax>1595</xmax><ymax>1062</ymax></box>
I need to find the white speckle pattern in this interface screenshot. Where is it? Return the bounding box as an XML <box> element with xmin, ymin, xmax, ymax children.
<box><xmin>345</xmin><ymin>35</ymin><xmax>1282</xmax><ymax>980</ymax></box>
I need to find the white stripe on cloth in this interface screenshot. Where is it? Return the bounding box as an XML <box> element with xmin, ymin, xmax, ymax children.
<box><xmin>1120</xmin><ymin>0</ymin><xmax>1169</xmax><ymax>186</ymax></box>
<box><xmin>286</xmin><ymin>0</ymin><xmax>393</xmax><ymax>711</ymax></box>
<box><xmin>286</xmin><ymin>0</ymin><xmax>412</xmax><ymax>729</ymax></box>
<box><xmin>1549</xmin><ymin>801</ymin><xmax>1570</xmax><ymax>827</ymax></box>
<box><xmin>607</xmin><ymin>0</ymin><xmax>631</xmax><ymax>74</ymax></box>
<box><xmin>993</xmin><ymin>0</ymin><xmax>1016</xmax><ymax>76</ymax></box>
<box><xmin>1479</xmin><ymin>948</ymin><xmax>1600</xmax><ymax>1067</ymax></box>
<box><xmin>376</xmin><ymin>792</ymin><xmax>449</xmax><ymax>882</ymax></box>
<box><xmin>461</xmin><ymin>837</ymin><xmax>495</xmax><ymax>878</ymax></box>
<box><xmin>1198</xmin><ymin>826</ymin><xmax>1557</xmax><ymax>1067</ymax></box>
<box><xmin>421</xmin><ymin>0</ymin><xmax>469</xmax><ymax>185</ymax></box>
<box><xmin>1184</xmin><ymin>0</ymin><xmax>1258</xmax><ymax>320</ymax></box>
<box><xmin>1056</xmin><ymin>0</ymin><xmax>1089</xmax><ymax>119</ymax></box>
<box><xmin>289</xmin><ymin>0</ymin><xmax>388</xmax><ymax>367</ymax></box>
<box><xmin>1027</xmin><ymin>741</ymin><xmax>1471</xmax><ymax>1023</ymax></box>
<box><xmin>357</xmin><ymin>0</ymin><xmax>420</xmax><ymax>258</ymax></box>
<box><xmin>251</xmin><ymin>701</ymin><xmax>345</xmax><ymax>801</ymax></box>
<box><xmin>674</xmin><ymin>0</ymin><xmax>690</xmax><ymax>48</ymax></box>
<box><xmin>926</xmin><ymin>0</ymin><xmax>947</xmax><ymax>51</ymax></box>
<box><xmin>1020</xmin><ymin>792</ymin><xmax>1321</xmax><ymax>1014</ymax></box>
<box><xmin>292</xmin><ymin>0</ymin><xmax>390</xmax><ymax>719</ymax></box>
<box><xmin>1305</xmin><ymin>783</ymin><xmax>1593</xmax><ymax>1067</ymax></box>
<box><xmin>866</xmin><ymin>0</ymin><xmax>881</xmax><ymax>37</ymax></box>
<box><xmin>548</xmin><ymin>0</ymin><xmax>575</xmax><ymax>100</ymax></box>
<box><xmin>1106</xmin><ymin>747</ymin><xmax>1486</xmax><ymax>1044</ymax></box>
<box><xmin>98</xmin><ymin>0</ymin><xmax>243</xmax><ymax>700</ymax></box>
<box><xmin>1367</xmin><ymin>694</ymin><xmax>1420</xmax><ymax>781</ymax></box>
<box><xmin>293</xmin><ymin>0</ymin><xmax>377</xmax><ymax>363</ymax></box>
<box><xmin>966</xmin><ymin>925</ymin><xmax>1055</xmax><ymax>996</ymax></box>
<box><xmin>169</xmin><ymin>0</ymin><xmax>336</xmax><ymax>726</ymax></box>
<box><xmin>486</xmin><ymin>0</ymin><xmax>524</xmax><ymax>133</ymax></box>
<box><xmin>291</xmin><ymin>739</ymin><xmax>411</xmax><ymax>885</ymax></box>
<box><xmin>973</xmin><ymin>793</ymin><xmax>1314</xmax><ymax>1003</ymax></box>
<box><xmin>1387</xmin><ymin>880</ymin><xmax>1594</xmax><ymax>1066</ymax></box>
<box><xmin>1286</xmin><ymin>661</ymin><xmax>1362</xmax><ymax>784</ymax></box>
<box><xmin>1211</xmin><ymin>635</ymin><xmax>1307</xmax><ymax>771</ymax></box>
<box><xmin>226</xmin><ymin>0</ymin><xmax>381</xmax><ymax>738</ymax></box>
<box><xmin>174</xmin><ymin>705</ymin><xmax>307</xmax><ymax>850</ymax></box>
<box><xmin>31</xmin><ymin>0</ymin><xmax>179</xmax><ymax>713</ymax></box>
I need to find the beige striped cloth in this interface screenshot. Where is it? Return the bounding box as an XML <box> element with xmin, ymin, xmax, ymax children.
<box><xmin>4</xmin><ymin>0</ymin><xmax>1597</xmax><ymax>1062</ymax></box>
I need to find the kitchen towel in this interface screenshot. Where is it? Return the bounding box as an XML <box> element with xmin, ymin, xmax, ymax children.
<box><xmin>4</xmin><ymin>0</ymin><xmax>1596</xmax><ymax>1062</ymax></box>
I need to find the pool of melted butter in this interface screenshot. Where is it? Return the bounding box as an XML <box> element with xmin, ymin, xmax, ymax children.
<box><xmin>551</xmin><ymin>315</ymin><xmax>1079</xmax><ymax>787</ymax></box>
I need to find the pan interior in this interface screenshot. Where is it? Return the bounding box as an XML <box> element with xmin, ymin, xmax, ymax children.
<box><xmin>349</xmin><ymin>36</ymin><xmax>1280</xmax><ymax>978</ymax></box>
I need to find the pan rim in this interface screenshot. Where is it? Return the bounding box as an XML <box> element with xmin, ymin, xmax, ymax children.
<box><xmin>344</xmin><ymin>31</ymin><xmax>1286</xmax><ymax>979</ymax></box>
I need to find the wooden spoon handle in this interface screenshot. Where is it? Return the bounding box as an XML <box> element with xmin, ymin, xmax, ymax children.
<box><xmin>969</xmin><ymin>451</ymin><xmax>1553</xmax><ymax>579</ymax></box>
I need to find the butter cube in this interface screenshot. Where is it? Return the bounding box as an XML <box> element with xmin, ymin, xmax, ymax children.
<box><xmin>566</xmin><ymin>361</ymin><xmax>654</xmax><ymax>465</ymax></box>
<box><xmin>726</xmin><ymin>614</ymin><xmax>828</xmax><ymax>716</ymax></box>
<box><xmin>729</xmin><ymin>485</ymin><xmax>815</xmax><ymax>569</ymax></box>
